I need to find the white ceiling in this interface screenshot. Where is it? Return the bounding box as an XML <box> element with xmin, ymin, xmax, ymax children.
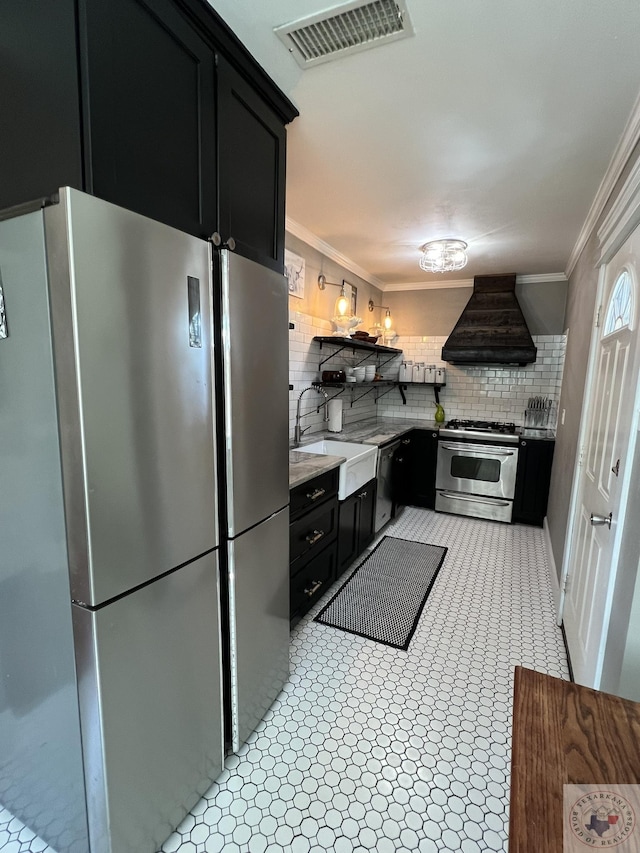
<box><xmin>208</xmin><ymin>0</ymin><xmax>640</xmax><ymax>286</ymax></box>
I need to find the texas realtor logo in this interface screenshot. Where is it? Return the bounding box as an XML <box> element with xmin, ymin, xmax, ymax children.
<box><xmin>564</xmin><ymin>786</ymin><xmax>639</xmax><ymax>850</ymax></box>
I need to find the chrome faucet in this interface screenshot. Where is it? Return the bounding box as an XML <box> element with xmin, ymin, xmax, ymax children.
<box><xmin>294</xmin><ymin>386</ymin><xmax>329</xmax><ymax>447</ymax></box>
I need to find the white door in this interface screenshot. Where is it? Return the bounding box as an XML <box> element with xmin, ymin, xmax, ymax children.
<box><xmin>562</xmin><ymin>228</ymin><xmax>640</xmax><ymax>688</ymax></box>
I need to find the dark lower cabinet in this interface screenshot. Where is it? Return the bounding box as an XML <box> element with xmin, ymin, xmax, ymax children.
<box><xmin>512</xmin><ymin>439</ymin><xmax>555</xmax><ymax>526</ymax></box>
<box><xmin>394</xmin><ymin>429</ymin><xmax>439</xmax><ymax>509</ymax></box>
<box><xmin>290</xmin><ymin>499</ymin><xmax>339</xmax><ymax>564</ymax></box>
<box><xmin>289</xmin><ymin>469</ymin><xmax>339</xmax><ymax>625</ymax></box>
<box><xmin>337</xmin><ymin>479</ymin><xmax>377</xmax><ymax>578</ymax></box>
<box><xmin>290</xmin><ymin>544</ymin><xmax>338</xmax><ymax>623</ymax></box>
<box><xmin>0</xmin><ymin>0</ymin><xmax>297</xmax><ymax>267</ymax></box>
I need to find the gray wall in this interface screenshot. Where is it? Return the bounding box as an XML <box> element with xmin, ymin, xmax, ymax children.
<box><xmin>385</xmin><ymin>279</ymin><xmax>567</xmax><ymax>337</ymax></box>
<box><xmin>545</xmin><ymin>236</ymin><xmax>599</xmax><ymax>572</ymax></box>
<box><xmin>286</xmin><ymin>232</ymin><xmax>383</xmax><ymax>322</ymax></box>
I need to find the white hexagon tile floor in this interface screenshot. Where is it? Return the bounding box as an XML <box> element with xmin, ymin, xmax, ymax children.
<box><xmin>0</xmin><ymin>508</ymin><xmax>570</xmax><ymax>853</ymax></box>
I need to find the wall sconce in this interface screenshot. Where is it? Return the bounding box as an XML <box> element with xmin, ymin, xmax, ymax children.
<box><xmin>318</xmin><ymin>274</ymin><xmax>350</xmax><ymax>317</ymax></box>
<box><xmin>318</xmin><ymin>274</ymin><xmax>361</xmax><ymax>337</ymax></box>
<box><xmin>368</xmin><ymin>299</ymin><xmax>393</xmax><ymax>331</ymax></box>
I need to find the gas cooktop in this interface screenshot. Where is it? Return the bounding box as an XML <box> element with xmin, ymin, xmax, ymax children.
<box><xmin>439</xmin><ymin>419</ymin><xmax>520</xmax><ymax>444</ymax></box>
<box><xmin>445</xmin><ymin>419</ymin><xmax>517</xmax><ymax>434</ymax></box>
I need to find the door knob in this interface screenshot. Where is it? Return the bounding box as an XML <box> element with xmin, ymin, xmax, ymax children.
<box><xmin>590</xmin><ymin>512</ymin><xmax>612</xmax><ymax>529</ymax></box>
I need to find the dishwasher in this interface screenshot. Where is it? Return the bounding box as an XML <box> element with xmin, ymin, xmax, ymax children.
<box><xmin>374</xmin><ymin>439</ymin><xmax>401</xmax><ymax>532</ymax></box>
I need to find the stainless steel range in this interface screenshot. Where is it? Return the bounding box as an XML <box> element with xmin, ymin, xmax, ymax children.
<box><xmin>435</xmin><ymin>419</ymin><xmax>519</xmax><ymax>522</ymax></box>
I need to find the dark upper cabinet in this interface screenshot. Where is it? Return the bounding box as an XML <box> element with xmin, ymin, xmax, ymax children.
<box><xmin>83</xmin><ymin>0</ymin><xmax>217</xmax><ymax>238</ymax></box>
<box><xmin>0</xmin><ymin>1</ymin><xmax>84</xmax><ymax>210</ymax></box>
<box><xmin>0</xmin><ymin>0</ymin><xmax>296</xmax><ymax>264</ymax></box>
<box><xmin>217</xmin><ymin>56</ymin><xmax>287</xmax><ymax>272</ymax></box>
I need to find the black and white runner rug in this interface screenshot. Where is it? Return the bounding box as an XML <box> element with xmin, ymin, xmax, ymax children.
<box><xmin>314</xmin><ymin>536</ymin><xmax>447</xmax><ymax>650</ymax></box>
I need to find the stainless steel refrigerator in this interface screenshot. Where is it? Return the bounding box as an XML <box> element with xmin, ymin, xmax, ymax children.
<box><xmin>216</xmin><ymin>249</ymin><xmax>290</xmax><ymax>753</ymax></box>
<box><xmin>0</xmin><ymin>188</ymin><xmax>227</xmax><ymax>853</ymax></box>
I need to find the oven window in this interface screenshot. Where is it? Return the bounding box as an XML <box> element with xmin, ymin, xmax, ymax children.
<box><xmin>450</xmin><ymin>455</ymin><xmax>501</xmax><ymax>482</ymax></box>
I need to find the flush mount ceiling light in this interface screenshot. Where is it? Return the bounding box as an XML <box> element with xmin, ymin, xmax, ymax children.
<box><xmin>419</xmin><ymin>240</ymin><xmax>468</xmax><ymax>273</ymax></box>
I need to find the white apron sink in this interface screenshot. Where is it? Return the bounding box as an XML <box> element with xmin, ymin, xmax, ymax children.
<box><xmin>293</xmin><ymin>440</ymin><xmax>378</xmax><ymax>500</ymax></box>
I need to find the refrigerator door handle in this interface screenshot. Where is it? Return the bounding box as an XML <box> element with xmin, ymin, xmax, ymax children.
<box><xmin>187</xmin><ymin>276</ymin><xmax>202</xmax><ymax>348</ymax></box>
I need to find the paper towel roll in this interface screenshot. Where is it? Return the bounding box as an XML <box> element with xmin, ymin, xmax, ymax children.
<box><xmin>327</xmin><ymin>398</ymin><xmax>343</xmax><ymax>432</ymax></box>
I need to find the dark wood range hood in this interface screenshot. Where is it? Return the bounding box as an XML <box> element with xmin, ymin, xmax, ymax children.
<box><xmin>441</xmin><ymin>274</ymin><xmax>537</xmax><ymax>365</ymax></box>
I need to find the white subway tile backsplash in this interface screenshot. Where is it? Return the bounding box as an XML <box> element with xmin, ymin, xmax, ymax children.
<box><xmin>289</xmin><ymin>324</ymin><xmax>566</xmax><ymax>436</ymax></box>
<box><xmin>377</xmin><ymin>334</ymin><xmax>566</xmax><ymax>427</ymax></box>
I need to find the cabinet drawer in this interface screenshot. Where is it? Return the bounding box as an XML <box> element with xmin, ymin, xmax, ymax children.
<box><xmin>291</xmin><ymin>542</ymin><xmax>337</xmax><ymax>619</ymax></box>
<box><xmin>290</xmin><ymin>468</ymin><xmax>339</xmax><ymax>519</ymax></box>
<box><xmin>290</xmin><ymin>498</ymin><xmax>338</xmax><ymax>564</ymax></box>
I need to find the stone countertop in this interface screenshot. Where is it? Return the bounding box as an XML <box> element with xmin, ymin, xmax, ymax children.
<box><xmin>289</xmin><ymin>418</ymin><xmax>440</xmax><ymax>489</ymax></box>
<box><xmin>288</xmin><ymin>450</ymin><xmax>344</xmax><ymax>489</ymax></box>
<box><xmin>300</xmin><ymin>417</ymin><xmax>440</xmax><ymax>447</ymax></box>
<box><xmin>518</xmin><ymin>427</ymin><xmax>556</xmax><ymax>441</ymax></box>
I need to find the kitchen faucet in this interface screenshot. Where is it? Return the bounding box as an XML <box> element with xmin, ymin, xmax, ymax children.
<box><xmin>294</xmin><ymin>386</ymin><xmax>329</xmax><ymax>447</ymax></box>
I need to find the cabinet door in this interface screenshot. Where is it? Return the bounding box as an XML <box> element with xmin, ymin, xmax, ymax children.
<box><xmin>512</xmin><ymin>439</ymin><xmax>555</xmax><ymax>526</ymax></box>
<box><xmin>82</xmin><ymin>0</ymin><xmax>217</xmax><ymax>237</ymax></box>
<box><xmin>337</xmin><ymin>492</ymin><xmax>360</xmax><ymax>578</ymax></box>
<box><xmin>393</xmin><ymin>432</ymin><xmax>415</xmax><ymax>505</ymax></box>
<box><xmin>290</xmin><ymin>469</ymin><xmax>339</xmax><ymax>520</ymax></box>
<box><xmin>337</xmin><ymin>480</ymin><xmax>377</xmax><ymax>578</ymax></box>
<box><xmin>357</xmin><ymin>479</ymin><xmax>377</xmax><ymax>554</ymax></box>
<box><xmin>217</xmin><ymin>55</ymin><xmax>287</xmax><ymax>272</ymax></box>
<box><xmin>290</xmin><ymin>541</ymin><xmax>338</xmax><ymax>625</ymax></box>
<box><xmin>410</xmin><ymin>430</ymin><xmax>439</xmax><ymax>509</ymax></box>
<box><xmin>289</xmin><ymin>498</ymin><xmax>339</xmax><ymax>564</ymax></box>
<box><xmin>0</xmin><ymin>0</ymin><xmax>84</xmax><ymax>210</ymax></box>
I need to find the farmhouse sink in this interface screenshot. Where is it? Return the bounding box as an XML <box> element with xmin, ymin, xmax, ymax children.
<box><xmin>292</xmin><ymin>440</ymin><xmax>378</xmax><ymax>500</ymax></box>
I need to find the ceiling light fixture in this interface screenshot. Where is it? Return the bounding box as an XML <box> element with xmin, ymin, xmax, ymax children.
<box><xmin>419</xmin><ymin>239</ymin><xmax>468</xmax><ymax>273</ymax></box>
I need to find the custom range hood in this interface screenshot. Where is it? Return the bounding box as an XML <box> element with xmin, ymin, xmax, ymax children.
<box><xmin>441</xmin><ymin>274</ymin><xmax>537</xmax><ymax>365</ymax></box>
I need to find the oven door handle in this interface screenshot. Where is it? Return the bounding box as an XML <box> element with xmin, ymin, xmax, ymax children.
<box><xmin>439</xmin><ymin>442</ymin><xmax>516</xmax><ymax>456</ymax></box>
<box><xmin>439</xmin><ymin>491</ymin><xmax>511</xmax><ymax>507</ymax></box>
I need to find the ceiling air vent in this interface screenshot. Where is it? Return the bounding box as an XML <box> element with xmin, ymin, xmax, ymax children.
<box><xmin>274</xmin><ymin>0</ymin><xmax>413</xmax><ymax>69</ymax></box>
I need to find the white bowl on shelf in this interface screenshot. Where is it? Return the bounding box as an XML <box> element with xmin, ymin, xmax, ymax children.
<box><xmin>353</xmin><ymin>367</ymin><xmax>366</xmax><ymax>383</ymax></box>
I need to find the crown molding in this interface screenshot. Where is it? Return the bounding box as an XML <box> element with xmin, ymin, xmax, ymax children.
<box><xmin>517</xmin><ymin>273</ymin><xmax>568</xmax><ymax>284</ymax></box>
<box><xmin>597</xmin><ymin>152</ymin><xmax>640</xmax><ymax>265</ymax></box>
<box><xmin>381</xmin><ymin>279</ymin><xmax>473</xmax><ymax>291</ymax></box>
<box><xmin>565</xmin><ymin>86</ymin><xmax>640</xmax><ymax>278</ymax></box>
<box><xmin>286</xmin><ymin>217</ymin><xmax>385</xmax><ymax>290</ymax></box>
<box><xmin>380</xmin><ymin>272</ymin><xmax>567</xmax><ymax>292</ymax></box>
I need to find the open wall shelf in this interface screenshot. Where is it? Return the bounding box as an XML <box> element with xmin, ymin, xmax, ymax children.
<box><xmin>311</xmin><ymin>379</ymin><xmax>398</xmax><ymax>407</ymax></box>
<box><xmin>312</xmin><ymin>336</ymin><xmax>402</xmax><ymax>369</ymax></box>
<box><xmin>397</xmin><ymin>382</ymin><xmax>446</xmax><ymax>405</ymax></box>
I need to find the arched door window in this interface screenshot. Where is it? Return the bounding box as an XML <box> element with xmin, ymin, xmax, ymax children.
<box><xmin>603</xmin><ymin>269</ymin><xmax>634</xmax><ymax>336</ymax></box>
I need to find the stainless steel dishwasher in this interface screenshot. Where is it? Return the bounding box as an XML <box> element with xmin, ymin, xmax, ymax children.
<box><xmin>374</xmin><ymin>439</ymin><xmax>401</xmax><ymax>532</ymax></box>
